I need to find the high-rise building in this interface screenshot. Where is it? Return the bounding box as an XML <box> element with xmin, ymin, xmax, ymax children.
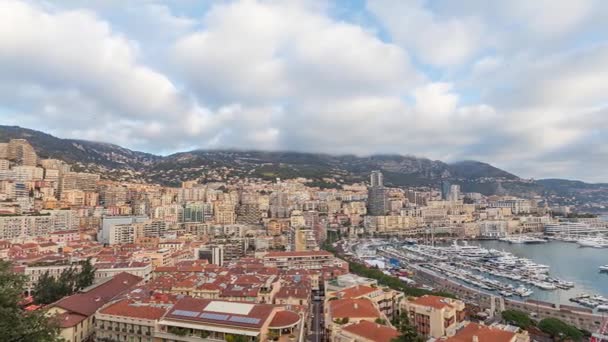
<box><xmin>7</xmin><ymin>139</ymin><xmax>37</xmax><ymax>166</ymax></box>
<box><xmin>449</xmin><ymin>184</ymin><xmax>461</xmax><ymax>202</ymax></box>
<box><xmin>367</xmin><ymin>171</ymin><xmax>388</xmax><ymax>216</ymax></box>
<box><xmin>58</xmin><ymin>172</ymin><xmax>100</xmax><ymax>198</ymax></box>
<box><xmin>441</xmin><ymin>180</ymin><xmax>451</xmax><ymax>200</ymax></box>
<box><xmin>370</xmin><ymin>170</ymin><xmax>384</xmax><ymax>187</ymax></box>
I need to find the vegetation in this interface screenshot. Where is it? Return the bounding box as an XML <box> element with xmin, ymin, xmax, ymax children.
<box><xmin>168</xmin><ymin>326</ymin><xmax>189</xmax><ymax>336</ymax></box>
<box><xmin>375</xmin><ymin>318</ymin><xmax>387</xmax><ymax>325</ymax></box>
<box><xmin>0</xmin><ymin>260</ymin><xmax>61</xmax><ymax>341</ymax></box>
<box><xmin>537</xmin><ymin>318</ymin><xmax>584</xmax><ymax>341</ymax></box>
<box><xmin>33</xmin><ymin>258</ymin><xmax>96</xmax><ymax>305</ymax></box>
<box><xmin>501</xmin><ymin>309</ymin><xmax>535</xmax><ymax>329</ymax></box>
<box><xmin>346</xmin><ymin>260</ymin><xmax>456</xmax><ymax>298</ymax></box>
<box><xmin>225</xmin><ymin>334</ymin><xmax>249</xmax><ymax>342</ymax></box>
<box><xmin>391</xmin><ymin>311</ymin><xmax>424</xmax><ymax>342</ymax></box>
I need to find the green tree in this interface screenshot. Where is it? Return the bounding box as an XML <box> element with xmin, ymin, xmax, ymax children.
<box><xmin>0</xmin><ymin>260</ymin><xmax>61</xmax><ymax>342</ymax></box>
<box><xmin>34</xmin><ymin>267</ymin><xmax>76</xmax><ymax>305</ymax></box>
<box><xmin>501</xmin><ymin>309</ymin><xmax>535</xmax><ymax>329</ymax></box>
<box><xmin>392</xmin><ymin>312</ymin><xmax>424</xmax><ymax>342</ymax></box>
<box><xmin>225</xmin><ymin>334</ymin><xmax>249</xmax><ymax>342</ymax></box>
<box><xmin>33</xmin><ymin>271</ymin><xmax>58</xmax><ymax>305</ymax></box>
<box><xmin>76</xmin><ymin>258</ymin><xmax>95</xmax><ymax>290</ymax></box>
<box><xmin>538</xmin><ymin>318</ymin><xmax>583</xmax><ymax>341</ymax></box>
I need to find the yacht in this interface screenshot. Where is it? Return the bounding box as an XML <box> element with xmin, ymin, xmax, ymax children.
<box><xmin>515</xmin><ymin>286</ymin><xmax>533</xmax><ymax>297</ymax></box>
<box><xmin>600</xmin><ymin>265</ymin><xmax>608</xmax><ymax>272</ymax></box>
<box><xmin>500</xmin><ymin>235</ymin><xmax>547</xmax><ymax>244</ymax></box>
<box><xmin>577</xmin><ymin>237</ymin><xmax>608</xmax><ymax>248</ymax></box>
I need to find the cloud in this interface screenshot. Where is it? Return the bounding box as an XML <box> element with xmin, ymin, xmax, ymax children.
<box><xmin>0</xmin><ymin>0</ymin><xmax>606</xmax><ymax>182</ymax></box>
<box><xmin>367</xmin><ymin>0</ymin><xmax>486</xmax><ymax>66</ymax></box>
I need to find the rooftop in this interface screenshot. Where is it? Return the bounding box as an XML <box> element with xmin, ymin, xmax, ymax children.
<box><xmin>409</xmin><ymin>295</ymin><xmax>456</xmax><ymax>310</ymax></box>
<box><xmin>99</xmin><ymin>299</ymin><xmax>169</xmax><ymax>320</ymax></box>
<box><xmin>329</xmin><ymin>298</ymin><xmax>381</xmax><ymax>319</ymax></box>
<box><xmin>52</xmin><ymin>272</ymin><xmax>142</xmax><ymax>319</ymax></box>
<box><xmin>445</xmin><ymin>322</ymin><xmax>517</xmax><ymax>342</ymax></box>
<box><xmin>342</xmin><ymin>320</ymin><xmax>400</xmax><ymax>342</ymax></box>
<box><xmin>164</xmin><ymin>297</ymin><xmax>275</xmax><ymax>329</ymax></box>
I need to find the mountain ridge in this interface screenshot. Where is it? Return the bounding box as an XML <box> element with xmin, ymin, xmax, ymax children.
<box><xmin>1</xmin><ymin>125</ymin><xmax>607</xmax><ymax>211</ymax></box>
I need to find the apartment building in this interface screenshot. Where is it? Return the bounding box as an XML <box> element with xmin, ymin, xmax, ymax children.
<box><xmin>402</xmin><ymin>295</ymin><xmax>466</xmax><ymax>338</ymax></box>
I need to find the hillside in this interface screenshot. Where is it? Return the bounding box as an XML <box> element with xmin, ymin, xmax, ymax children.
<box><xmin>2</xmin><ymin>125</ymin><xmax>607</xmax><ymax>209</ymax></box>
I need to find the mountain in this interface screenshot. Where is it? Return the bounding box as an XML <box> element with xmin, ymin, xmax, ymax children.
<box><xmin>1</xmin><ymin>125</ymin><xmax>607</xmax><ymax>211</ymax></box>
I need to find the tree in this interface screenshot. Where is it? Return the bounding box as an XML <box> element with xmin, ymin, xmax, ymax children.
<box><xmin>501</xmin><ymin>309</ymin><xmax>535</xmax><ymax>329</ymax></box>
<box><xmin>0</xmin><ymin>260</ymin><xmax>61</xmax><ymax>342</ymax></box>
<box><xmin>225</xmin><ymin>334</ymin><xmax>249</xmax><ymax>342</ymax></box>
<box><xmin>34</xmin><ymin>267</ymin><xmax>73</xmax><ymax>305</ymax></box>
<box><xmin>76</xmin><ymin>258</ymin><xmax>95</xmax><ymax>290</ymax></box>
<box><xmin>375</xmin><ymin>318</ymin><xmax>387</xmax><ymax>325</ymax></box>
<box><xmin>33</xmin><ymin>271</ymin><xmax>57</xmax><ymax>305</ymax></box>
<box><xmin>538</xmin><ymin>318</ymin><xmax>583</xmax><ymax>341</ymax></box>
<box><xmin>392</xmin><ymin>312</ymin><xmax>424</xmax><ymax>342</ymax></box>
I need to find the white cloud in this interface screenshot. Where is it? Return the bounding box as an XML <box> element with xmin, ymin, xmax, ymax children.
<box><xmin>367</xmin><ymin>0</ymin><xmax>486</xmax><ymax>66</ymax></box>
<box><xmin>0</xmin><ymin>0</ymin><xmax>606</xmax><ymax>182</ymax></box>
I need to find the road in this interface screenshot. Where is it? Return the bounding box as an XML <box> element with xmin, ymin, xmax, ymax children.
<box><xmin>308</xmin><ymin>297</ymin><xmax>323</xmax><ymax>342</ymax></box>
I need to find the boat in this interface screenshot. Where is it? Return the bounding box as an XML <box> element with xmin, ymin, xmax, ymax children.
<box><xmin>600</xmin><ymin>265</ymin><xmax>608</xmax><ymax>272</ymax></box>
<box><xmin>597</xmin><ymin>305</ymin><xmax>608</xmax><ymax>312</ymax></box>
<box><xmin>577</xmin><ymin>236</ymin><xmax>608</xmax><ymax>248</ymax></box>
<box><xmin>500</xmin><ymin>235</ymin><xmax>547</xmax><ymax>244</ymax></box>
<box><xmin>515</xmin><ymin>286</ymin><xmax>533</xmax><ymax>297</ymax></box>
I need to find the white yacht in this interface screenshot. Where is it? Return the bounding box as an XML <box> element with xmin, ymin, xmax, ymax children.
<box><xmin>577</xmin><ymin>236</ymin><xmax>608</xmax><ymax>248</ymax></box>
<box><xmin>500</xmin><ymin>235</ymin><xmax>547</xmax><ymax>244</ymax></box>
<box><xmin>515</xmin><ymin>286</ymin><xmax>533</xmax><ymax>297</ymax></box>
<box><xmin>600</xmin><ymin>265</ymin><xmax>608</xmax><ymax>272</ymax></box>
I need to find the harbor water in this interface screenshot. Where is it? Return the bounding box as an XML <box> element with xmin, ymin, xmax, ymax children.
<box><xmin>471</xmin><ymin>240</ymin><xmax>608</xmax><ymax>305</ymax></box>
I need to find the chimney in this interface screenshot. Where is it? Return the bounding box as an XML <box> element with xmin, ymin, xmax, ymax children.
<box><xmin>472</xmin><ymin>336</ymin><xmax>479</xmax><ymax>342</ymax></box>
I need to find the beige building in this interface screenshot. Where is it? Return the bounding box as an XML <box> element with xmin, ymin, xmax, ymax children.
<box><xmin>402</xmin><ymin>295</ymin><xmax>466</xmax><ymax>338</ymax></box>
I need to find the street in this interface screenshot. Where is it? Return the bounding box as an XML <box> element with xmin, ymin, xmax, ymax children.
<box><xmin>308</xmin><ymin>297</ymin><xmax>323</xmax><ymax>342</ymax></box>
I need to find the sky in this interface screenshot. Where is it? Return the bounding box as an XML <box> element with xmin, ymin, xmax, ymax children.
<box><xmin>1</xmin><ymin>0</ymin><xmax>607</xmax><ymax>182</ymax></box>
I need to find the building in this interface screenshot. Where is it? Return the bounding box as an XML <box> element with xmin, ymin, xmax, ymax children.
<box><xmin>441</xmin><ymin>180</ymin><xmax>452</xmax><ymax>201</ymax></box>
<box><xmin>326</xmin><ymin>298</ymin><xmax>385</xmax><ymax>341</ymax></box>
<box><xmin>443</xmin><ymin>322</ymin><xmax>529</xmax><ymax>342</ymax></box>
<box><xmin>370</xmin><ymin>171</ymin><xmax>384</xmax><ymax>187</ymax></box>
<box><xmin>479</xmin><ymin>221</ymin><xmax>509</xmax><ymax>238</ymax></box>
<box><xmin>330</xmin><ymin>284</ymin><xmax>404</xmax><ymax>321</ymax></box>
<box><xmin>402</xmin><ymin>295</ymin><xmax>466</xmax><ymax>338</ymax></box>
<box><xmin>156</xmin><ymin>297</ymin><xmax>301</xmax><ymax>341</ymax></box>
<box><xmin>95</xmin><ymin>299</ymin><xmax>169</xmax><ymax>342</ymax></box>
<box><xmin>335</xmin><ymin>320</ymin><xmax>400</xmax><ymax>342</ymax></box>
<box><xmin>58</xmin><ymin>172</ymin><xmax>100</xmax><ymax>198</ymax></box>
<box><xmin>94</xmin><ymin>261</ymin><xmax>153</xmax><ymax>283</ymax></box>
<box><xmin>449</xmin><ymin>184</ymin><xmax>461</xmax><ymax>202</ymax></box>
<box><xmin>99</xmin><ymin>216</ymin><xmax>148</xmax><ymax>245</ymax></box>
<box><xmin>262</xmin><ymin>250</ymin><xmax>344</xmax><ymax>270</ymax></box>
<box><xmin>7</xmin><ymin>139</ymin><xmax>38</xmax><ymax>166</ymax></box>
<box><xmin>544</xmin><ymin>221</ymin><xmax>608</xmax><ymax>235</ymax></box>
<box><xmin>47</xmin><ymin>272</ymin><xmax>142</xmax><ymax>342</ymax></box>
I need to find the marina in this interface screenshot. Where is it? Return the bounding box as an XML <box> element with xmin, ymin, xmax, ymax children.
<box><xmin>351</xmin><ymin>238</ymin><xmax>608</xmax><ymax>311</ymax></box>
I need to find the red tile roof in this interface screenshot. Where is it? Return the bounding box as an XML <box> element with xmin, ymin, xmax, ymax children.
<box><xmin>56</xmin><ymin>312</ymin><xmax>87</xmax><ymax>328</ymax></box>
<box><xmin>99</xmin><ymin>299</ymin><xmax>169</xmax><ymax>320</ymax></box>
<box><xmin>342</xmin><ymin>320</ymin><xmax>400</xmax><ymax>342</ymax></box>
<box><xmin>329</xmin><ymin>298</ymin><xmax>381</xmax><ymax>319</ymax></box>
<box><xmin>52</xmin><ymin>272</ymin><xmax>142</xmax><ymax>320</ymax></box>
<box><xmin>409</xmin><ymin>295</ymin><xmax>454</xmax><ymax>310</ymax></box>
<box><xmin>336</xmin><ymin>285</ymin><xmax>377</xmax><ymax>299</ymax></box>
<box><xmin>269</xmin><ymin>310</ymin><xmax>301</xmax><ymax>328</ymax></box>
<box><xmin>445</xmin><ymin>322</ymin><xmax>516</xmax><ymax>342</ymax></box>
